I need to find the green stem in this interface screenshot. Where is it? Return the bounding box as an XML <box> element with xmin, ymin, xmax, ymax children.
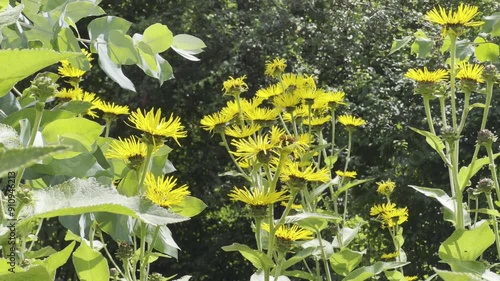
<box><xmin>342</xmin><ymin>130</ymin><xmax>353</xmax><ymax>222</ymax></box>
<box><xmin>273</xmin><ymin>251</ymin><xmax>286</xmax><ymax>280</ymax></box>
<box><xmin>449</xmin><ymin>34</ymin><xmax>458</xmax><ymax>130</ymax></box>
<box><xmin>481</xmin><ymin>79</ymin><xmax>494</xmax><ymax>130</ymax></box>
<box><xmin>139</xmin><ymin>221</ymin><xmax>148</xmax><ymax>281</ymax></box>
<box><xmin>104</xmin><ymin>118</ymin><xmax>112</xmax><ymax>138</ymax></box>
<box><xmin>457</xmin><ymin>91</ymin><xmax>471</xmax><ymax>134</ymax></box>
<box><xmin>99</xmin><ymin>233</ymin><xmax>126</xmax><ymax>279</ymax></box>
<box><xmin>485</xmin><ymin>193</ymin><xmax>500</xmax><ymax>260</ymax></box>
<box><xmin>485</xmin><ymin>144</ymin><xmax>500</xmax><ymax>202</ymax></box>
<box><xmin>423</xmin><ymin>95</ymin><xmax>436</xmax><ymax>135</ymax></box>
<box><xmin>330</xmin><ymin>108</ymin><xmax>336</xmax><ymax>158</ymax></box>
<box><xmin>138</xmin><ymin>145</ymin><xmax>154</xmax><ymax>191</ymax></box>
<box><xmin>141</xmin><ymin>225</ymin><xmax>160</xmax><ymax>280</ymax></box>
<box><xmin>316</xmin><ymin>230</ymin><xmax>333</xmax><ymax>281</ymax></box>
<box><xmin>255</xmin><ymin>218</ymin><xmax>263</xmax><ymax>252</ymax></box>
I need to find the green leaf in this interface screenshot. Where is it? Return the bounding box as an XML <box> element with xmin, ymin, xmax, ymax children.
<box><xmin>282</xmin><ymin>247</ymin><xmax>316</xmax><ymax>270</ymax></box>
<box><xmin>29</xmin><ymin>151</ymin><xmax>108</xmax><ymax>178</ymax></box>
<box><xmin>170</xmin><ymin>196</ymin><xmax>206</xmax><ymax>217</ymax></box>
<box><xmin>142</xmin><ymin>23</ymin><xmax>173</xmax><ymax>54</ymax></box>
<box><xmin>72</xmin><ymin>242</ymin><xmax>109</xmax><ymax>281</ymax></box>
<box><xmin>172</xmin><ymin>34</ymin><xmax>206</xmax><ymax>61</ymax></box>
<box><xmin>469</xmin><ymin>208</ymin><xmax>500</xmax><ymax>217</ymax></box>
<box><xmin>0</xmin><ymin>265</ymin><xmax>52</xmax><ymax>281</ymax></box>
<box><xmin>342</xmin><ymin>261</ymin><xmax>408</xmax><ymax>281</ymax></box>
<box><xmin>434</xmin><ymin>268</ymin><xmax>483</xmax><ymax>281</ymax></box>
<box><xmin>458</xmin><ymin>153</ymin><xmax>500</xmax><ymax>191</ymax></box>
<box><xmin>144</xmin><ymin>225</ymin><xmax>179</xmax><ymax>259</ymax></box>
<box><xmin>17</xmin><ymin>178</ymin><xmax>189</xmax><ymax>227</ymax></box>
<box><xmin>409</xmin><ymin>127</ymin><xmax>444</xmax><ymax>154</ymax></box>
<box><xmin>474</xmin><ymin>36</ymin><xmax>499</xmax><ymax>62</ymax></box>
<box><xmin>94</xmin><ymin>213</ymin><xmax>132</xmax><ymax>243</ymax></box>
<box><xmin>24</xmin><ymin>246</ymin><xmax>57</xmax><ymax>259</ymax></box>
<box><xmin>439</xmin><ymin>222</ymin><xmax>494</xmax><ymax>261</ymax></box>
<box><xmin>0</xmin><ymin>123</ymin><xmax>21</xmax><ymax>149</ymax></box>
<box><xmin>330</xmin><ymin>249</ymin><xmax>364</xmax><ymax>276</ymax></box>
<box><xmin>117</xmin><ymin>169</ymin><xmax>139</xmax><ymax>196</ymax></box>
<box><xmin>2</xmin><ymin>108</ymin><xmax>77</xmax><ymax>131</ymax></box>
<box><xmin>482</xmin><ymin>12</ymin><xmax>500</xmax><ymax>37</ymax></box>
<box><xmin>389</xmin><ymin>36</ymin><xmax>412</xmax><ymax>55</ymax></box>
<box><xmin>63</xmin><ymin>1</ymin><xmax>105</xmax><ymax>25</ymax></box>
<box><xmin>108</xmin><ymin>29</ymin><xmax>139</xmax><ymax>65</ymax></box>
<box><xmin>0</xmin><ymin>146</ymin><xmax>68</xmax><ymax>178</ymax></box>
<box><xmin>282</xmin><ymin>270</ymin><xmax>315</xmax><ymax>280</ymax></box>
<box><xmin>56</xmin><ymin>27</ymin><xmax>91</xmax><ymax>71</ymax></box>
<box><xmin>384</xmin><ymin>270</ymin><xmax>406</xmax><ymax>281</ymax></box>
<box><xmin>410</xmin><ymin>185</ymin><xmax>470</xmax><ymax>226</ymax></box>
<box><xmin>332</xmin><ymin>223</ymin><xmax>363</xmax><ymax>248</ymax></box>
<box><xmin>0</xmin><ymin>0</ymin><xmax>8</xmax><ymax>11</ymax></box>
<box><xmin>285</xmin><ymin>212</ymin><xmax>341</xmax><ymax>231</ymax></box>
<box><xmin>45</xmin><ymin>241</ymin><xmax>76</xmax><ymax>279</ymax></box>
<box><xmin>95</xmin><ymin>34</ymin><xmax>135</xmax><ymax>92</ymax></box>
<box><xmin>0</xmin><ymin>49</ymin><xmax>81</xmax><ymax>97</ymax></box>
<box><xmin>87</xmin><ymin>16</ymin><xmax>132</xmax><ymax>42</ymax></box>
<box><xmin>455</xmin><ymin>39</ymin><xmax>474</xmax><ymax>61</ymax></box>
<box><xmin>410</xmin><ymin>30</ymin><xmax>432</xmax><ymax>58</ymax></box>
<box><xmin>42</xmin><ymin>117</ymin><xmax>103</xmax><ymax>151</ymax></box>
<box><xmin>444</xmin><ymin>260</ymin><xmax>487</xmax><ymax>275</ymax></box>
<box><xmin>222</xmin><ymin>243</ymin><xmax>274</xmax><ymax>270</ymax></box>
<box><xmin>0</xmin><ymin>4</ymin><xmax>23</xmax><ymax>31</ymax></box>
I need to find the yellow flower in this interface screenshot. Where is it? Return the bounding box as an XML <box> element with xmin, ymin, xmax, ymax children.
<box><xmin>54</xmin><ymin>87</ymin><xmax>83</xmax><ymax>101</ymax></box>
<box><xmin>265</xmin><ymin>58</ymin><xmax>287</xmax><ymax>78</ymax></box>
<box><xmin>425</xmin><ymin>4</ymin><xmax>483</xmax><ymax>36</ymax></box>
<box><xmin>405</xmin><ymin>67</ymin><xmax>449</xmax><ymax>83</ymax></box>
<box><xmin>376</xmin><ymin>179</ymin><xmax>396</xmax><ymax>196</ymax></box>
<box><xmin>335</xmin><ymin>170</ymin><xmax>357</xmax><ymax>179</ymax></box>
<box><xmin>58</xmin><ymin>60</ymin><xmax>85</xmax><ymax>78</ymax></box>
<box><xmin>381</xmin><ymin>251</ymin><xmax>400</xmax><ymax>259</ymax></box>
<box><xmin>256</xmin><ymin>84</ymin><xmax>283</xmax><ymax>99</ymax></box>
<box><xmin>222</xmin><ymin>76</ymin><xmax>248</xmax><ymax>96</ymax></box>
<box><xmin>106</xmin><ymin>136</ymin><xmax>147</xmax><ymax>169</ymax></box>
<box><xmin>228</xmin><ymin>186</ymin><xmax>290</xmax><ymax>206</ymax></box>
<box><xmin>280</xmin><ymin>161</ymin><xmax>331</xmax><ymax>189</ymax></box>
<box><xmin>382</xmin><ymin>207</ymin><xmax>409</xmax><ymax>227</ymax></box>
<box><xmin>79</xmin><ymin>91</ymin><xmax>101</xmax><ymax>118</ymax></box>
<box><xmin>243</xmin><ymin>107</ymin><xmax>281</xmax><ymax>124</ymax></box>
<box><xmin>405</xmin><ymin>276</ymin><xmax>418</xmax><ymax>281</ymax></box>
<box><xmin>81</xmin><ymin>48</ymin><xmax>93</xmax><ymax>62</ymax></box>
<box><xmin>370</xmin><ymin>203</ymin><xmax>396</xmax><ymax>216</ymax></box>
<box><xmin>200</xmin><ymin>111</ymin><xmax>233</xmax><ymax>133</ymax></box>
<box><xmin>456</xmin><ymin>62</ymin><xmax>485</xmax><ymax>83</ymax></box>
<box><xmin>303</xmin><ymin>115</ymin><xmax>331</xmax><ymax>127</ymax></box>
<box><xmin>262</xmin><ymin>223</ymin><xmax>314</xmax><ymax>241</ymax></box>
<box><xmin>225</xmin><ymin>124</ymin><xmax>262</xmax><ymax>138</ymax></box>
<box><xmin>280</xmin><ymin>201</ymin><xmax>303</xmax><ymax>210</ymax></box>
<box><xmin>318</xmin><ymin>91</ymin><xmax>347</xmax><ymax>108</ymax></box>
<box><xmin>231</xmin><ymin>134</ymin><xmax>280</xmax><ymax>163</ymax></box>
<box><xmin>128</xmin><ymin>108</ymin><xmax>187</xmax><ymax>146</ymax></box>
<box><xmin>338</xmin><ymin>114</ymin><xmax>366</xmax><ymax>129</ymax></box>
<box><xmin>95</xmin><ymin>100</ymin><xmax>130</xmax><ymax>117</ymax></box>
<box><xmin>272</xmin><ymin>92</ymin><xmax>301</xmax><ymax>111</ymax></box>
<box><xmin>145</xmin><ymin>173</ymin><xmax>190</xmax><ymax>208</ymax></box>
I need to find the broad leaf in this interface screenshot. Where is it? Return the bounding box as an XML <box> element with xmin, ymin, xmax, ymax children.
<box><xmin>45</xmin><ymin>241</ymin><xmax>76</xmax><ymax>279</ymax></box>
<box><xmin>142</xmin><ymin>23</ymin><xmax>173</xmax><ymax>53</ymax></box>
<box><xmin>170</xmin><ymin>196</ymin><xmax>206</xmax><ymax>217</ymax></box>
<box><xmin>439</xmin><ymin>222</ymin><xmax>494</xmax><ymax>261</ymax></box>
<box><xmin>330</xmin><ymin>249</ymin><xmax>364</xmax><ymax>276</ymax></box>
<box><xmin>285</xmin><ymin>212</ymin><xmax>341</xmax><ymax>231</ymax></box>
<box><xmin>342</xmin><ymin>261</ymin><xmax>408</xmax><ymax>281</ymax></box>
<box><xmin>72</xmin><ymin>242</ymin><xmax>109</xmax><ymax>281</ymax></box>
<box><xmin>42</xmin><ymin>117</ymin><xmax>103</xmax><ymax>152</ymax></box>
<box><xmin>0</xmin><ymin>265</ymin><xmax>52</xmax><ymax>281</ymax></box>
<box><xmin>389</xmin><ymin>36</ymin><xmax>412</xmax><ymax>55</ymax></box>
<box><xmin>458</xmin><ymin>153</ymin><xmax>500</xmax><ymax>191</ymax></box>
<box><xmin>0</xmin><ymin>146</ymin><xmax>68</xmax><ymax>178</ymax></box>
<box><xmin>409</xmin><ymin>127</ymin><xmax>444</xmax><ymax>154</ymax></box>
<box><xmin>482</xmin><ymin>12</ymin><xmax>500</xmax><ymax>37</ymax></box>
<box><xmin>108</xmin><ymin>29</ymin><xmax>139</xmax><ymax>65</ymax></box>
<box><xmin>474</xmin><ymin>36</ymin><xmax>499</xmax><ymax>62</ymax></box>
<box><xmin>222</xmin><ymin>243</ymin><xmax>274</xmax><ymax>270</ymax></box>
<box><xmin>87</xmin><ymin>16</ymin><xmax>132</xmax><ymax>42</ymax></box>
<box><xmin>332</xmin><ymin>223</ymin><xmax>363</xmax><ymax>248</ymax></box>
<box><xmin>0</xmin><ymin>123</ymin><xmax>21</xmax><ymax>149</ymax></box>
<box><xmin>17</xmin><ymin>178</ymin><xmax>189</xmax><ymax>226</ymax></box>
<box><xmin>434</xmin><ymin>268</ymin><xmax>483</xmax><ymax>281</ymax></box>
<box><xmin>0</xmin><ymin>49</ymin><xmax>81</xmax><ymax>97</ymax></box>
<box><xmin>171</xmin><ymin>34</ymin><xmax>206</xmax><ymax>61</ymax></box>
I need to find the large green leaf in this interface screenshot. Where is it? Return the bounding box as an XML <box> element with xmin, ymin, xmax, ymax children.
<box><xmin>434</xmin><ymin>268</ymin><xmax>483</xmax><ymax>281</ymax></box>
<box><xmin>0</xmin><ymin>49</ymin><xmax>81</xmax><ymax>97</ymax></box>
<box><xmin>1</xmin><ymin>108</ymin><xmax>77</xmax><ymax>131</ymax></box>
<box><xmin>72</xmin><ymin>242</ymin><xmax>109</xmax><ymax>281</ymax></box>
<box><xmin>45</xmin><ymin>241</ymin><xmax>76</xmax><ymax>279</ymax></box>
<box><xmin>458</xmin><ymin>153</ymin><xmax>500</xmax><ymax>191</ymax></box>
<box><xmin>474</xmin><ymin>36</ymin><xmax>499</xmax><ymax>62</ymax></box>
<box><xmin>63</xmin><ymin>1</ymin><xmax>105</xmax><ymax>25</ymax></box>
<box><xmin>285</xmin><ymin>212</ymin><xmax>341</xmax><ymax>231</ymax></box>
<box><xmin>222</xmin><ymin>243</ymin><xmax>274</xmax><ymax>270</ymax></box>
<box><xmin>56</xmin><ymin>27</ymin><xmax>91</xmax><ymax>71</ymax></box>
<box><xmin>482</xmin><ymin>12</ymin><xmax>500</xmax><ymax>37</ymax></box>
<box><xmin>0</xmin><ymin>265</ymin><xmax>52</xmax><ymax>281</ymax></box>
<box><xmin>170</xmin><ymin>196</ymin><xmax>206</xmax><ymax>217</ymax></box>
<box><xmin>409</xmin><ymin>127</ymin><xmax>444</xmax><ymax>154</ymax></box>
<box><xmin>42</xmin><ymin>117</ymin><xmax>103</xmax><ymax>150</ymax></box>
<box><xmin>171</xmin><ymin>34</ymin><xmax>206</xmax><ymax>61</ymax></box>
<box><xmin>87</xmin><ymin>16</ymin><xmax>132</xmax><ymax>42</ymax></box>
<box><xmin>439</xmin><ymin>222</ymin><xmax>494</xmax><ymax>261</ymax></box>
<box><xmin>342</xmin><ymin>261</ymin><xmax>408</xmax><ymax>281</ymax></box>
<box><xmin>108</xmin><ymin>29</ymin><xmax>139</xmax><ymax>65</ymax></box>
<box><xmin>142</xmin><ymin>23</ymin><xmax>173</xmax><ymax>54</ymax></box>
<box><xmin>389</xmin><ymin>36</ymin><xmax>412</xmax><ymax>55</ymax></box>
<box><xmin>330</xmin><ymin>249</ymin><xmax>364</xmax><ymax>276</ymax></box>
<box><xmin>0</xmin><ymin>4</ymin><xmax>23</xmax><ymax>31</ymax></box>
<box><xmin>95</xmin><ymin>34</ymin><xmax>135</xmax><ymax>91</ymax></box>
<box><xmin>0</xmin><ymin>146</ymin><xmax>68</xmax><ymax>178</ymax></box>
<box><xmin>17</xmin><ymin>178</ymin><xmax>189</xmax><ymax>226</ymax></box>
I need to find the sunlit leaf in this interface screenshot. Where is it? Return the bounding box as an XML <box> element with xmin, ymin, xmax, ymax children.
<box><xmin>72</xmin><ymin>242</ymin><xmax>109</xmax><ymax>281</ymax></box>
<box><xmin>142</xmin><ymin>23</ymin><xmax>173</xmax><ymax>53</ymax></box>
<box><xmin>474</xmin><ymin>36</ymin><xmax>499</xmax><ymax>62</ymax></box>
<box><xmin>439</xmin><ymin>222</ymin><xmax>494</xmax><ymax>261</ymax></box>
<box><xmin>222</xmin><ymin>243</ymin><xmax>274</xmax><ymax>270</ymax></box>
<box><xmin>0</xmin><ymin>146</ymin><xmax>68</xmax><ymax>178</ymax></box>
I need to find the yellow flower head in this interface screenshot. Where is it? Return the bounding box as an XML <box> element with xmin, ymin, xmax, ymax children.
<box><xmin>405</xmin><ymin>67</ymin><xmax>448</xmax><ymax>83</ymax></box>
<box><xmin>265</xmin><ymin>58</ymin><xmax>287</xmax><ymax>78</ymax></box>
<box><xmin>370</xmin><ymin>202</ymin><xmax>396</xmax><ymax>216</ymax></box>
<box><xmin>231</xmin><ymin>134</ymin><xmax>280</xmax><ymax>163</ymax></box>
<box><xmin>128</xmin><ymin>108</ymin><xmax>187</xmax><ymax>146</ymax></box>
<box><xmin>222</xmin><ymin>76</ymin><xmax>248</xmax><ymax>96</ymax></box>
<box><xmin>425</xmin><ymin>4</ymin><xmax>484</xmax><ymax>36</ymax></box>
<box><xmin>382</xmin><ymin>207</ymin><xmax>409</xmax><ymax>227</ymax></box>
<box><xmin>456</xmin><ymin>62</ymin><xmax>485</xmax><ymax>83</ymax></box>
<box><xmin>95</xmin><ymin>100</ymin><xmax>130</xmax><ymax>117</ymax></box>
<box><xmin>145</xmin><ymin>173</ymin><xmax>190</xmax><ymax>208</ymax></box>
<box><xmin>262</xmin><ymin>223</ymin><xmax>314</xmax><ymax>242</ymax></box>
<box><xmin>405</xmin><ymin>276</ymin><xmax>418</xmax><ymax>281</ymax></box>
<box><xmin>303</xmin><ymin>115</ymin><xmax>331</xmax><ymax>128</ymax></box>
<box><xmin>106</xmin><ymin>136</ymin><xmax>147</xmax><ymax>170</ymax></box>
<box><xmin>55</xmin><ymin>87</ymin><xmax>83</xmax><ymax>101</ymax></box>
<box><xmin>376</xmin><ymin>179</ymin><xmax>396</xmax><ymax>196</ymax></box>
<box><xmin>225</xmin><ymin>124</ymin><xmax>262</xmax><ymax>138</ymax></box>
<box><xmin>381</xmin><ymin>251</ymin><xmax>400</xmax><ymax>260</ymax></box>
<box><xmin>338</xmin><ymin>114</ymin><xmax>366</xmax><ymax>130</ymax></box>
<box><xmin>256</xmin><ymin>84</ymin><xmax>283</xmax><ymax>99</ymax></box>
<box><xmin>281</xmin><ymin>162</ymin><xmax>330</xmax><ymax>189</ymax></box>
<box><xmin>79</xmin><ymin>91</ymin><xmax>101</xmax><ymax>118</ymax></box>
<box><xmin>228</xmin><ymin>186</ymin><xmax>290</xmax><ymax>206</ymax></box>
<box><xmin>243</xmin><ymin>107</ymin><xmax>281</xmax><ymax>125</ymax></box>
<box><xmin>335</xmin><ymin>170</ymin><xmax>357</xmax><ymax>179</ymax></box>
<box><xmin>272</xmin><ymin>92</ymin><xmax>301</xmax><ymax>111</ymax></box>
<box><xmin>317</xmin><ymin>90</ymin><xmax>347</xmax><ymax>109</ymax></box>
<box><xmin>58</xmin><ymin>60</ymin><xmax>85</xmax><ymax>78</ymax></box>
<box><xmin>201</xmin><ymin>111</ymin><xmax>233</xmax><ymax>133</ymax></box>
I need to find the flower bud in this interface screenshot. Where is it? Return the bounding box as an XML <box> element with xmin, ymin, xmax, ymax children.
<box><xmin>477</xmin><ymin>129</ymin><xmax>497</xmax><ymax>146</ymax></box>
<box><xmin>477</xmin><ymin>178</ymin><xmax>494</xmax><ymax>193</ymax></box>
<box><xmin>116</xmin><ymin>242</ymin><xmax>134</xmax><ymax>260</ymax></box>
<box><xmin>149</xmin><ymin>273</ymin><xmax>163</xmax><ymax>281</ymax></box>
<box><xmin>440</xmin><ymin>126</ymin><xmax>460</xmax><ymax>143</ymax></box>
<box><xmin>24</xmin><ymin>73</ymin><xmax>58</xmax><ymax>102</ymax></box>
<box><xmin>482</xmin><ymin>64</ymin><xmax>498</xmax><ymax>82</ymax></box>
